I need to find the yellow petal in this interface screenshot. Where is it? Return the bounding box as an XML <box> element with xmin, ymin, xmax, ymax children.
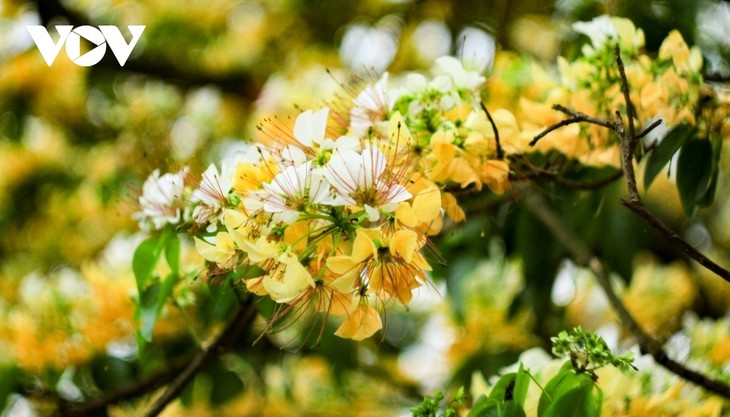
<box><xmin>194</xmin><ymin>233</ymin><xmax>235</xmax><ymax>264</ymax></box>
<box><xmin>263</xmin><ymin>253</ymin><xmax>315</xmax><ymax>303</ymax></box>
<box><xmin>395</xmin><ymin>202</ymin><xmax>418</xmax><ymax>228</ymax></box>
<box><xmin>239</xmin><ymin>236</ymin><xmax>280</xmax><ymax>263</ymax></box>
<box><xmin>351</xmin><ymin>229</ymin><xmax>378</xmax><ymax>264</ymax></box>
<box><xmin>413</xmin><ymin>187</ymin><xmax>441</xmax><ymax>223</ymax></box>
<box><xmin>334</xmin><ymin>303</ymin><xmax>382</xmax><ymax>341</ymax></box>
<box><xmin>244</xmin><ymin>276</ymin><xmax>268</xmax><ymax>296</ymax></box>
<box><xmin>388</xmin><ymin>111</ymin><xmax>415</xmax><ymax>148</ymax></box>
<box><xmin>326</xmin><ymin>255</ymin><xmax>357</xmax><ymax>275</ymax></box>
<box><xmin>442</xmin><ymin>192</ymin><xmax>465</xmax><ymax>222</ymax></box>
<box><xmin>389</xmin><ymin>229</ymin><xmax>418</xmax><ymax>263</ymax></box>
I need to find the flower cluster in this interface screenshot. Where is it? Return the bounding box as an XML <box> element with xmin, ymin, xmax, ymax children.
<box><xmin>133</xmin><ymin>18</ymin><xmax>724</xmax><ymax>344</ymax></box>
<box><xmin>485</xmin><ymin>16</ymin><xmax>707</xmax><ymax>167</ymax></box>
<box><xmin>132</xmin><ymin>55</ymin><xmax>520</xmax><ymax>341</ymax></box>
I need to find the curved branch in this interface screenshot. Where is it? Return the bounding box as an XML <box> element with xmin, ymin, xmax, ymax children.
<box><xmin>521</xmin><ymin>191</ymin><xmax>730</xmax><ymax>399</ymax></box>
<box><xmin>530</xmin><ymin>104</ymin><xmax>618</xmax><ymax>147</ymax></box>
<box><xmin>144</xmin><ymin>298</ymin><xmax>257</xmax><ymax>417</ymax></box>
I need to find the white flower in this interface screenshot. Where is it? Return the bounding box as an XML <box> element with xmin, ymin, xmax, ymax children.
<box><xmin>294</xmin><ymin>108</ymin><xmax>329</xmax><ymax>149</ymax></box>
<box><xmin>246</xmin><ymin>161</ymin><xmax>332</xmax><ymax>223</ymax></box>
<box><xmin>350</xmin><ymin>72</ymin><xmax>392</xmax><ymax>136</ymax></box>
<box><xmin>572</xmin><ymin>15</ymin><xmax>645</xmax><ymax>53</ymax></box>
<box><xmin>572</xmin><ymin>15</ymin><xmax>617</xmax><ymax>50</ymax></box>
<box><xmin>324</xmin><ymin>146</ymin><xmax>411</xmax><ymax>221</ymax></box>
<box><xmin>432</xmin><ymin>56</ymin><xmax>486</xmax><ymax>91</ymax></box>
<box><xmin>135</xmin><ymin>168</ymin><xmax>188</xmax><ymax>231</ymax></box>
<box><xmin>191</xmin><ymin>163</ymin><xmax>233</xmax><ymax>226</ymax></box>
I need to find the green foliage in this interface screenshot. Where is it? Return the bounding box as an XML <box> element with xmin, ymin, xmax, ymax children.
<box><xmin>643</xmin><ymin>123</ymin><xmax>695</xmax><ymax>191</ymax></box>
<box><xmin>551</xmin><ymin>326</ymin><xmax>636</xmax><ymax>377</ymax></box>
<box><xmin>676</xmin><ymin>135</ymin><xmax>722</xmax><ymax>216</ymax></box>
<box><xmin>537</xmin><ymin>364</ymin><xmax>602</xmax><ymax>417</ymax></box>
<box><xmin>411</xmin><ymin>387</ymin><xmax>466</xmax><ymax>417</ymax></box>
<box><xmin>132</xmin><ymin>227</ymin><xmax>182</xmax><ymax>350</ymax></box>
<box><xmin>425</xmin><ymin>328</ymin><xmax>637</xmax><ymax>417</ymax></box>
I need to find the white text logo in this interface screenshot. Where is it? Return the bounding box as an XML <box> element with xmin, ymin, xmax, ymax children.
<box><xmin>26</xmin><ymin>25</ymin><xmax>145</xmax><ymax>67</ymax></box>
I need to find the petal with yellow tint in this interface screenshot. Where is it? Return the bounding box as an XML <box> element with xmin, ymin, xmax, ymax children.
<box><xmin>413</xmin><ymin>186</ymin><xmax>441</xmax><ymax>223</ymax></box>
<box><xmin>389</xmin><ymin>229</ymin><xmax>418</xmax><ymax>263</ymax></box>
<box><xmin>334</xmin><ymin>303</ymin><xmax>382</xmax><ymax>341</ymax></box>
<box><xmin>352</xmin><ymin>229</ymin><xmax>379</xmax><ymax>264</ymax></box>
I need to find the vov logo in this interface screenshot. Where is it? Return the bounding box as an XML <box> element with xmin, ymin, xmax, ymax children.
<box><xmin>26</xmin><ymin>25</ymin><xmax>145</xmax><ymax>67</ymax></box>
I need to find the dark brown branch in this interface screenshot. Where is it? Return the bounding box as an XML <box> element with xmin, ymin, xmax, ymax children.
<box><xmin>516</xmin><ymin>169</ymin><xmax>624</xmax><ymax>191</ymax></box>
<box><xmin>58</xmin><ymin>356</ymin><xmax>190</xmax><ymax>416</ymax></box>
<box><xmin>612</xmin><ymin>65</ymin><xmax>730</xmax><ymax>283</ymax></box>
<box><xmin>144</xmin><ymin>298</ymin><xmax>257</xmax><ymax>417</ymax></box>
<box><xmin>521</xmin><ymin>191</ymin><xmax>730</xmax><ymax>399</ymax></box>
<box><xmin>615</xmin><ymin>46</ymin><xmax>637</xmax><ymax>147</ymax></box>
<box><xmin>615</xmin><ymin>110</ymin><xmax>641</xmax><ymax>203</ymax></box>
<box><xmin>621</xmin><ymin>199</ymin><xmax>730</xmax><ymax>284</ymax></box>
<box><xmin>530</xmin><ymin>104</ymin><xmax>617</xmax><ymax>146</ymax></box>
<box><xmin>635</xmin><ymin>118</ymin><xmax>663</xmax><ymax>141</ymax></box>
<box><xmin>480</xmin><ymin>102</ymin><xmax>504</xmax><ymax>160</ymax></box>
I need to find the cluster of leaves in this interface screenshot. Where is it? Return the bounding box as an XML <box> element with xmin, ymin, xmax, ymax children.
<box><xmin>414</xmin><ymin>327</ymin><xmax>636</xmax><ymax>417</ymax></box>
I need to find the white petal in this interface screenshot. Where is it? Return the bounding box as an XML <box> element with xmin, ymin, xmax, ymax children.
<box><xmin>294</xmin><ymin>108</ymin><xmax>329</xmax><ymax>148</ymax></box>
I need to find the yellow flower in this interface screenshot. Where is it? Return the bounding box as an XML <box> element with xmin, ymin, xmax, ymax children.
<box><xmin>327</xmin><ymin>228</ymin><xmax>430</xmax><ymax>304</ymax></box>
<box><xmin>428</xmin><ymin>130</ymin><xmax>480</xmax><ymax>189</ymax></box>
<box><xmin>395</xmin><ymin>186</ymin><xmax>441</xmax><ymax>230</ymax></box>
<box><xmin>262</xmin><ymin>250</ymin><xmax>315</xmax><ymax>303</ymax></box>
<box><xmin>194</xmin><ymin>232</ymin><xmax>236</xmax><ymax>265</ymax></box>
<box><xmin>334</xmin><ymin>299</ymin><xmax>382</xmax><ymax>341</ymax></box>
<box><xmin>659</xmin><ymin>30</ymin><xmax>703</xmax><ymax>74</ymax></box>
<box><xmin>232</xmin><ymin>158</ymin><xmax>277</xmax><ymax>194</ymax></box>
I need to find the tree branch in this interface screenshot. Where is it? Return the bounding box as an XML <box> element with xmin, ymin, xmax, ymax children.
<box><xmin>621</xmin><ymin>199</ymin><xmax>730</xmax><ymax>284</ymax></box>
<box><xmin>58</xmin><ymin>356</ymin><xmax>190</xmax><ymax>416</ymax></box>
<box><xmin>530</xmin><ymin>104</ymin><xmax>618</xmax><ymax>146</ymax></box>
<box><xmin>144</xmin><ymin>297</ymin><xmax>257</xmax><ymax>417</ymax></box>
<box><xmin>521</xmin><ymin>191</ymin><xmax>730</xmax><ymax>399</ymax></box>
<box><xmin>615</xmin><ymin>45</ymin><xmax>637</xmax><ymax>148</ymax></box>
<box><xmin>480</xmin><ymin>102</ymin><xmax>504</xmax><ymax>160</ymax></box>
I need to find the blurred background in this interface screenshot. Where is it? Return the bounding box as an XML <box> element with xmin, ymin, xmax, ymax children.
<box><xmin>0</xmin><ymin>0</ymin><xmax>729</xmax><ymax>415</ymax></box>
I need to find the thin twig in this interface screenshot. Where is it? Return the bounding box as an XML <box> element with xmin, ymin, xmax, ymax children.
<box><xmin>530</xmin><ymin>104</ymin><xmax>617</xmax><ymax>146</ymax></box>
<box><xmin>480</xmin><ymin>102</ymin><xmax>504</xmax><ymax>160</ymax></box>
<box><xmin>635</xmin><ymin>118</ymin><xmax>663</xmax><ymax>141</ymax></box>
<box><xmin>612</xmin><ymin>70</ymin><xmax>730</xmax><ymax>282</ymax></box>
<box><xmin>621</xmin><ymin>199</ymin><xmax>730</xmax><ymax>284</ymax></box>
<box><xmin>144</xmin><ymin>298</ymin><xmax>257</xmax><ymax>417</ymax></box>
<box><xmin>58</xmin><ymin>356</ymin><xmax>191</xmax><ymax>416</ymax></box>
<box><xmin>615</xmin><ymin>46</ymin><xmax>637</xmax><ymax>147</ymax></box>
<box><xmin>615</xmin><ymin>110</ymin><xmax>641</xmax><ymax>203</ymax></box>
<box><xmin>521</xmin><ymin>191</ymin><xmax>730</xmax><ymax>399</ymax></box>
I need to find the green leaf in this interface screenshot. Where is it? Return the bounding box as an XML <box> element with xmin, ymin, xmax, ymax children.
<box><xmin>676</xmin><ymin>139</ymin><xmax>713</xmax><ymax>217</ymax></box>
<box><xmin>502</xmin><ymin>402</ymin><xmax>527</xmax><ymax>417</ymax></box>
<box><xmin>541</xmin><ymin>380</ymin><xmax>601</xmax><ymax>417</ymax></box>
<box><xmin>0</xmin><ymin>366</ymin><xmax>18</xmax><ymax>412</ymax></box>
<box><xmin>467</xmin><ymin>395</ymin><xmax>500</xmax><ymax>417</ymax></box>
<box><xmin>538</xmin><ymin>366</ymin><xmax>600</xmax><ymax>417</ymax></box>
<box><xmin>137</xmin><ymin>278</ymin><xmax>161</xmax><ymax>342</ymax></box>
<box><xmin>512</xmin><ymin>364</ymin><xmax>530</xmax><ymax>407</ymax></box>
<box><xmin>209</xmin><ymin>370</ymin><xmax>245</xmax><ymax>407</ymax></box>
<box><xmin>165</xmin><ymin>232</ymin><xmax>181</xmax><ymax>276</ymax></box>
<box><xmin>132</xmin><ymin>228</ymin><xmax>171</xmax><ymax>291</ymax></box>
<box><xmin>488</xmin><ymin>373</ymin><xmax>517</xmax><ymax>402</ymax></box>
<box><xmin>644</xmin><ymin>123</ymin><xmax>695</xmax><ymax>191</ymax></box>
<box><xmin>138</xmin><ymin>272</ymin><xmax>179</xmax><ymax>342</ymax></box>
